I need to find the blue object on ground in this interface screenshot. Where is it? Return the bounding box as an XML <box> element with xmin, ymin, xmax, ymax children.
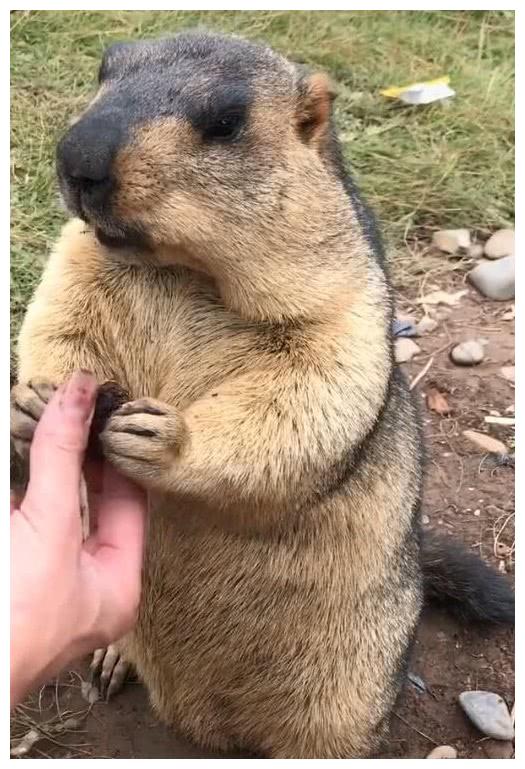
<box><xmin>392</xmin><ymin>319</ymin><xmax>418</xmax><ymax>338</ymax></box>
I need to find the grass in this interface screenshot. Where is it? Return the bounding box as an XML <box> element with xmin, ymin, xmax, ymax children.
<box><xmin>10</xmin><ymin>10</ymin><xmax>515</xmax><ymax>357</ymax></box>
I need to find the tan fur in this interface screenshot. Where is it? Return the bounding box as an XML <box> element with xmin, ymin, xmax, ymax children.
<box><xmin>12</xmin><ymin>36</ymin><xmax>423</xmax><ymax>758</ymax></box>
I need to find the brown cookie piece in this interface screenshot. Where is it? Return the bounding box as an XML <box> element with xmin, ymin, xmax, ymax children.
<box><xmin>87</xmin><ymin>381</ymin><xmax>129</xmax><ymax>460</ymax></box>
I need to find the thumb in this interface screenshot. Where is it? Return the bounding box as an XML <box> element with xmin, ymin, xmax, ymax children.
<box><xmin>22</xmin><ymin>371</ymin><xmax>97</xmax><ymax>533</ymax></box>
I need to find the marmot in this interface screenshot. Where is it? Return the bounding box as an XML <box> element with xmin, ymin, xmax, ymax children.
<box><xmin>11</xmin><ymin>32</ymin><xmax>513</xmax><ymax>758</ymax></box>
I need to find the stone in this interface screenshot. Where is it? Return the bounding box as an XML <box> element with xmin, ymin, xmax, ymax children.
<box><xmin>395</xmin><ymin>338</ymin><xmax>421</xmax><ymax>363</ymax></box>
<box><xmin>463</xmin><ymin>431</ymin><xmax>508</xmax><ymax>455</ymax></box>
<box><xmin>495</xmin><ymin>542</ymin><xmax>511</xmax><ymax>558</ymax></box>
<box><xmin>467</xmin><ymin>243</ymin><xmax>484</xmax><ymax>259</ymax></box>
<box><xmin>396</xmin><ymin>312</ymin><xmax>416</xmax><ymax>324</ymax></box>
<box><xmin>459</xmin><ymin>691</ymin><xmax>514</xmax><ymax>741</ymax></box>
<box><xmin>468</xmin><ymin>255</ymin><xmax>515</xmax><ymax>300</ymax></box>
<box><xmin>432</xmin><ymin>229</ymin><xmax>471</xmax><ymax>254</ymax></box>
<box><xmin>426</xmin><ymin>745</ymin><xmax>457</xmax><ymax>759</ymax></box>
<box><xmin>421</xmin><ymin>514</ymin><xmax>430</xmax><ymax>525</ymax></box>
<box><xmin>499</xmin><ymin>366</ymin><xmax>515</xmax><ymax>384</ymax></box>
<box><xmin>417</xmin><ymin>316</ymin><xmax>438</xmax><ymax>335</ymax></box>
<box><xmin>484</xmin><ymin>229</ymin><xmax>514</xmax><ymax>259</ymax></box>
<box><xmin>450</xmin><ymin>340</ymin><xmax>484</xmax><ymax>366</ymax></box>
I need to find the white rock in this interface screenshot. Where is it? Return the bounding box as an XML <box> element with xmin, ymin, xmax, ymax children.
<box><xmin>468</xmin><ymin>255</ymin><xmax>515</xmax><ymax>300</ymax></box>
<box><xmin>395</xmin><ymin>338</ymin><xmax>421</xmax><ymax>363</ymax></box>
<box><xmin>421</xmin><ymin>514</ymin><xmax>430</xmax><ymax>525</ymax></box>
<box><xmin>484</xmin><ymin>229</ymin><xmax>514</xmax><ymax>259</ymax></box>
<box><xmin>432</xmin><ymin>229</ymin><xmax>471</xmax><ymax>254</ymax></box>
<box><xmin>450</xmin><ymin>340</ymin><xmax>484</xmax><ymax>366</ymax></box>
<box><xmin>463</xmin><ymin>430</ymin><xmax>508</xmax><ymax>455</ymax></box>
<box><xmin>499</xmin><ymin>366</ymin><xmax>515</xmax><ymax>384</ymax></box>
<box><xmin>467</xmin><ymin>243</ymin><xmax>484</xmax><ymax>259</ymax></box>
<box><xmin>396</xmin><ymin>312</ymin><xmax>416</xmax><ymax>325</ymax></box>
<box><xmin>459</xmin><ymin>691</ymin><xmax>514</xmax><ymax>741</ymax></box>
<box><xmin>417</xmin><ymin>316</ymin><xmax>438</xmax><ymax>335</ymax></box>
<box><xmin>426</xmin><ymin>745</ymin><xmax>457</xmax><ymax>759</ymax></box>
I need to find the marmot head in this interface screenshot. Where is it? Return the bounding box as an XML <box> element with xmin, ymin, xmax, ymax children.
<box><xmin>56</xmin><ymin>32</ymin><xmax>372</xmax><ymax>320</ymax></box>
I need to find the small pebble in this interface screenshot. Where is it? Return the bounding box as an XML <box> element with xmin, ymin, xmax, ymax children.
<box><xmin>81</xmin><ymin>680</ymin><xmax>100</xmax><ymax>704</ymax></box>
<box><xmin>463</xmin><ymin>430</ymin><xmax>508</xmax><ymax>455</ymax></box>
<box><xmin>395</xmin><ymin>338</ymin><xmax>421</xmax><ymax>363</ymax></box>
<box><xmin>421</xmin><ymin>514</ymin><xmax>430</xmax><ymax>525</ymax></box>
<box><xmin>459</xmin><ymin>691</ymin><xmax>515</xmax><ymax>741</ymax></box>
<box><xmin>468</xmin><ymin>255</ymin><xmax>515</xmax><ymax>300</ymax></box>
<box><xmin>432</xmin><ymin>229</ymin><xmax>471</xmax><ymax>254</ymax></box>
<box><xmin>495</xmin><ymin>542</ymin><xmax>511</xmax><ymax>558</ymax></box>
<box><xmin>417</xmin><ymin>316</ymin><xmax>438</xmax><ymax>335</ymax></box>
<box><xmin>467</xmin><ymin>243</ymin><xmax>484</xmax><ymax>259</ymax></box>
<box><xmin>426</xmin><ymin>745</ymin><xmax>457</xmax><ymax>759</ymax></box>
<box><xmin>484</xmin><ymin>229</ymin><xmax>515</xmax><ymax>260</ymax></box>
<box><xmin>396</xmin><ymin>312</ymin><xmax>416</xmax><ymax>325</ymax></box>
<box><xmin>450</xmin><ymin>340</ymin><xmax>484</xmax><ymax>366</ymax></box>
<box><xmin>499</xmin><ymin>366</ymin><xmax>515</xmax><ymax>384</ymax></box>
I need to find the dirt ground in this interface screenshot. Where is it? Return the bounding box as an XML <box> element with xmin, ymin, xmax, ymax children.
<box><xmin>11</xmin><ymin>276</ymin><xmax>515</xmax><ymax>760</ymax></box>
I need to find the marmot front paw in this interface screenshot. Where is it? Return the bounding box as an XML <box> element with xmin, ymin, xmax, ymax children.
<box><xmin>101</xmin><ymin>397</ymin><xmax>187</xmax><ymax>486</ymax></box>
<box><xmin>10</xmin><ymin>379</ymin><xmax>57</xmax><ymax>459</ymax></box>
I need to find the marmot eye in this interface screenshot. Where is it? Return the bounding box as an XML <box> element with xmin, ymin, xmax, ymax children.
<box><xmin>204</xmin><ymin>112</ymin><xmax>243</xmax><ymax>142</ymax></box>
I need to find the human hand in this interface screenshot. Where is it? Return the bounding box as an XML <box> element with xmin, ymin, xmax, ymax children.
<box><xmin>10</xmin><ymin>371</ymin><xmax>147</xmax><ymax>707</ymax></box>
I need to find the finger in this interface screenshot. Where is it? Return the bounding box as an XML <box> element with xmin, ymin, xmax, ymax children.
<box><xmin>22</xmin><ymin>371</ymin><xmax>97</xmax><ymax>532</ymax></box>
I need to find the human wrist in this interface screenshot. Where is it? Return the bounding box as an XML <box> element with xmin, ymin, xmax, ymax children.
<box><xmin>10</xmin><ymin>611</ymin><xmax>54</xmax><ymax>707</ymax></box>
<box><xmin>10</xmin><ymin>519</ymin><xmax>101</xmax><ymax>707</ymax></box>
<box><xmin>10</xmin><ymin>602</ymin><xmax>102</xmax><ymax>708</ymax></box>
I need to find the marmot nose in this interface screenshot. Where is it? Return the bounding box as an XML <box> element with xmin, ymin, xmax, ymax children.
<box><xmin>57</xmin><ymin>115</ymin><xmax>122</xmax><ymax>206</ymax></box>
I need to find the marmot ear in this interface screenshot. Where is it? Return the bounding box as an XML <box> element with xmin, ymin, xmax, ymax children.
<box><xmin>295</xmin><ymin>72</ymin><xmax>337</xmax><ymax>145</ymax></box>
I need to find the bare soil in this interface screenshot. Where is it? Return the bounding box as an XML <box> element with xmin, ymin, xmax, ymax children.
<box><xmin>12</xmin><ymin>278</ymin><xmax>515</xmax><ymax>759</ymax></box>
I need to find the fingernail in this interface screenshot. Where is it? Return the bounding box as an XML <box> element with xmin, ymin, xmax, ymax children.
<box><xmin>62</xmin><ymin>370</ymin><xmax>97</xmax><ymax>419</ymax></box>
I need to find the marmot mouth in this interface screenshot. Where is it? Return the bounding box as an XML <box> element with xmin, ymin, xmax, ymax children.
<box><xmin>95</xmin><ymin>225</ymin><xmax>151</xmax><ymax>252</ymax></box>
<box><xmin>95</xmin><ymin>227</ymin><xmax>130</xmax><ymax>249</ymax></box>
